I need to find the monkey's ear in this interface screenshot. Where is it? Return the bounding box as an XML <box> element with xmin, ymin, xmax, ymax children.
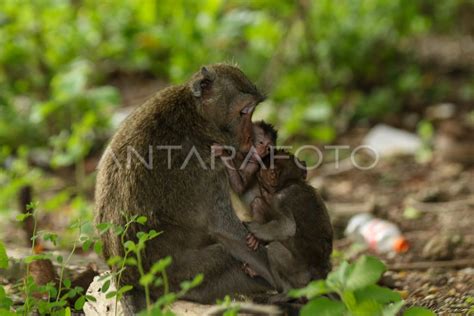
<box><xmin>191</xmin><ymin>66</ymin><xmax>216</xmax><ymax>98</ymax></box>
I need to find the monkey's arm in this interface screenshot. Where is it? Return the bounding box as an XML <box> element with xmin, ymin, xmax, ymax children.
<box><xmin>224</xmin><ymin>159</ymin><xmax>259</xmax><ymax>194</ymax></box>
<box><xmin>246</xmin><ymin>207</ymin><xmax>296</xmax><ymax>242</ymax></box>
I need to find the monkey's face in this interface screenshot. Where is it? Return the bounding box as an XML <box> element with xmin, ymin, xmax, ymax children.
<box><xmin>189</xmin><ymin>64</ymin><xmax>264</xmax><ymax>147</ymax></box>
<box><xmin>252</xmin><ymin>126</ymin><xmax>274</xmax><ymax>158</ymax></box>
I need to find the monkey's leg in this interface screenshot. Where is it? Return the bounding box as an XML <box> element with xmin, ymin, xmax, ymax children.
<box><xmin>209</xmin><ymin>201</ymin><xmax>278</xmax><ymax>289</ymax></box>
<box><xmin>175</xmin><ymin>244</ymin><xmax>272</xmax><ymax>303</ymax></box>
<box><xmin>267</xmin><ymin>242</ymin><xmax>311</xmax><ymax>291</ymax></box>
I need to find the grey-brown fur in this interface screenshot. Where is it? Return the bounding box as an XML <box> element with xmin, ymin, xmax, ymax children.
<box><xmin>95</xmin><ymin>64</ymin><xmax>275</xmax><ymax>314</ymax></box>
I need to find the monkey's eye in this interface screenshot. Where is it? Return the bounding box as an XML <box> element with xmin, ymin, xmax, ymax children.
<box><xmin>200</xmin><ymin>79</ymin><xmax>212</xmax><ymax>90</ymax></box>
<box><xmin>259</xmin><ymin>141</ymin><xmax>263</xmax><ymax>145</ymax></box>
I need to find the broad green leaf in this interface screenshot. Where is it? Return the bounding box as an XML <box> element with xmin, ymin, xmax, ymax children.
<box><xmin>107</xmin><ymin>256</ymin><xmax>122</xmax><ymax>266</ymax></box>
<box><xmin>354</xmin><ymin>285</ymin><xmax>402</xmax><ymax>304</ymax></box>
<box><xmin>136</xmin><ymin>216</ymin><xmax>147</xmax><ymax>224</ymax></box>
<box><xmin>63</xmin><ymin>279</ymin><xmax>71</xmax><ymax>289</ymax></box>
<box><xmin>326</xmin><ymin>261</ymin><xmax>350</xmax><ymax>290</ymax></box>
<box><xmin>74</xmin><ymin>295</ymin><xmax>86</xmax><ymax>310</ymax></box>
<box><xmin>345</xmin><ymin>256</ymin><xmax>386</xmax><ymax>291</ymax></box>
<box><xmin>16</xmin><ymin>213</ymin><xmax>31</xmax><ymax>222</ymax></box>
<box><xmin>383</xmin><ymin>301</ymin><xmax>405</xmax><ymax>316</ymax></box>
<box><xmin>94</xmin><ymin>240</ymin><xmax>103</xmax><ymax>254</ymax></box>
<box><xmin>140</xmin><ymin>274</ymin><xmax>154</xmax><ymax>287</ymax></box>
<box><xmin>0</xmin><ymin>241</ymin><xmax>8</xmax><ymax>269</ymax></box>
<box><xmin>124</xmin><ymin>241</ymin><xmax>136</xmax><ymax>251</ymax></box>
<box><xmin>118</xmin><ymin>285</ymin><xmax>133</xmax><ymax>295</ymax></box>
<box><xmin>301</xmin><ymin>297</ymin><xmax>345</xmax><ymax>316</ymax></box>
<box><xmin>150</xmin><ymin>256</ymin><xmax>173</xmax><ymax>274</ymax></box>
<box><xmin>0</xmin><ymin>286</ymin><xmax>13</xmax><ymax>310</ymax></box>
<box><xmin>351</xmin><ymin>299</ymin><xmax>383</xmax><ymax>316</ymax></box>
<box><xmin>82</xmin><ymin>240</ymin><xmax>93</xmax><ymax>252</ymax></box>
<box><xmin>288</xmin><ymin>280</ymin><xmax>331</xmax><ymax>299</ymax></box>
<box><xmin>403</xmin><ymin>306</ymin><xmax>436</xmax><ymax>316</ymax></box>
<box><xmin>65</xmin><ymin>307</ymin><xmax>72</xmax><ymax>316</ymax></box>
<box><xmin>101</xmin><ymin>280</ymin><xmax>111</xmax><ymax>293</ymax></box>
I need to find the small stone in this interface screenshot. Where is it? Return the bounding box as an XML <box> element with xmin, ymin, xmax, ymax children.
<box><xmin>428</xmin><ymin>286</ymin><xmax>439</xmax><ymax>294</ymax></box>
<box><xmin>397</xmin><ymin>290</ymin><xmax>409</xmax><ymax>299</ymax></box>
<box><xmin>447</xmin><ymin>289</ymin><xmax>457</xmax><ymax>296</ymax></box>
<box><xmin>424</xmin><ymin>294</ymin><xmax>436</xmax><ymax>300</ymax></box>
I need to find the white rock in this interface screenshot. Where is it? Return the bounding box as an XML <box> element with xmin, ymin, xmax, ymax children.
<box><xmin>84</xmin><ymin>273</ymin><xmax>212</xmax><ymax>316</ymax></box>
<box><xmin>362</xmin><ymin>124</ymin><xmax>422</xmax><ymax>157</ymax></box>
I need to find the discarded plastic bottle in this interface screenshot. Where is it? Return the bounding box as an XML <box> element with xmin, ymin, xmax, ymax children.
<box><xmin>345</xmin><ymin>213</ymin><xmax>409</xmax><ymax>253</ymax></box>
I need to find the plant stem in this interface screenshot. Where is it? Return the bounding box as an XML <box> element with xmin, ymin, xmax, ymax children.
<box><xmin>114</xmin><ymin>219</ymin><xmax>133</xmax><ymax>316</ymax></box>
<box><xmin>136</xmin><ymin>249</ymin><xmax>151</xmax><ymax>314</ymax></box>
<box><xmin>56</xmin><ymin>220</ymin><xmax>81</xmax><ymax>301</ymax></box>
<box><xmin>24</xmin><ymin>209</ymin><xmax>38</xmax><ymax>315</ymax></box>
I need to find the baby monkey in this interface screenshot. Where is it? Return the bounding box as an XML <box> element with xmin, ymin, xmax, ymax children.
<box><xmin>246</xmin><ymin>151</ymin><xmax>333</xmax><ymax>291</ymax></box>
<box><xmin>213</xmin><ymin>120</ymin><xmax>277</xmax><ymax>196</ymax></box>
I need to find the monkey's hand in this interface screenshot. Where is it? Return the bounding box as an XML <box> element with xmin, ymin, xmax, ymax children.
<box><xmin>211</xmin><ymin>143</ymin><xmax>226</xmax><ymax>157</ymax></box>
<box><xmin>246</xmin><ymin>233</ymin><xmax>260</xmax><ymax>250</ymax></box>
<box><xmin>242</xmin><ymin>262</ymin><xmax>259</xmax><ymax>278</ymax></box>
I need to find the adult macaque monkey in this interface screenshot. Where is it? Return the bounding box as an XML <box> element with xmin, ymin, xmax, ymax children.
<box><xmin>95</xmin><ymin>64</ymin><xmax>277</xmax><ymax>314</ymax></box>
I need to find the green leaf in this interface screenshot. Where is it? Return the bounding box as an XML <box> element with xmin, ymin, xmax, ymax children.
<box><xmin>105</xmin><ymin>291</ymin><xmax>117</xmax><ymax>299</ymax></box>
<box><xmin>180</xmin><ymin>274</ymin><xmax>204</xmax><ymax>291</ymax></box>
<box><xmin>63</xmin><ymin>279</ymin><xmax>71</xmax><ymax>289</ymax></box>
<box><xmin>118</xmin><ymin>285</ymin><xmax>133</xmax><ymax>295</ymax></box>
<box><xmin>150</xmin><ymin>256</ymin><xmax>173</xmax><ymax>274</ymax></box>
<box><xmin>94</xmin><ymin>240</ymin><xmax>103</xmax><ymax>254</ymax></box>
<box><xmin>403</xmin><ymin>306</ymin><xmax>436</xmax><ymax>316</ymax></box>
<box><xmin>345</xmin><ymin>256</ymin><xmax>386</xmax><ymax>291</ymax></box>
<box><xmin>74</xmin><ymin>295</ymin><xmax>86</xmax><ymax>310</ymax></box>
<box><xmin>326</xmin><ymin>261</ymin><xmax>350</xmax><ymax>290</ymax></box>
<box><xmin>136</xmin><ymin>216</ymin><xmax>147</xmax><ymax>224</ymax></box>
<box><xmin>288</xmin><ymin>280</ymin><xmax>331</xmax><ymax>299</ymax></box>
<box><xmin>0</xmin><ymin>241</ymin><xmax>8</xmax><ymax>269</ymax></box>
<box><xmin>354</xmin><ymin>285</ymin><xmax>402</xmax><ymax>304</ymax></box>
<box><xmin>124</xmin><ymin>241</ymin><xmax>136</xmax><ymax>251</ymax></box>
<box><xmin>351</xmin><ymin>299</ymin><xmax>383</xmax><ymax>316</ymax></box>
<box><xmin>301</xmin><ymin>297</ymin><xmax>345</xmax><ymax>316</ymax></box>
<box><xmin>16</xmin><ymin>212</ymin><xmax>32</xmax><ymax>222</ymax></box>
<box><xmin>82</xmin><ymin>240</ymin><xmax>93</xmax><ymax>252</ymax></box>
<box><xmin>0</xmin><ymin>286</ymin><xmax>13</xmax><ymax>310</ymax></box>
<box><xmin>101</xmin><ymin>280</ymin><xmax>111</xmax><ymax>293</ymax></box>
<box><xmin>65</xmin><ymin>307</ymin><xmax>72</xmax><ymax>316</ymax></box>
<box><xmin>140</xmin><ymin>274</ymin><xmax>154</xmax><ymax>287</ymax></box>
<box><xmin>107</xmin><ymin>256</ymin><xmax>122</xmax><ymax>266</ymax></box>
<box><xmin>383</xmin><ymin>301</ymin><xmax>405</xmax><ymax>316</ymax></box>
<box><xmin>24</xmin><ymin>254</ymin><xmax>48</xmax><ymax>264</ymax></box>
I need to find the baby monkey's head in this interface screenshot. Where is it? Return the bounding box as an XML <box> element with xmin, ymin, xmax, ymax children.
<box><xmin>258</xmin><ymin>150</ymin><xmax>307</xmax><ymax>193</ymax></box>
<box><xmin>252</xmin><ymin>121</ymin><xmax>278</xmax><ymax>158</ymax></box>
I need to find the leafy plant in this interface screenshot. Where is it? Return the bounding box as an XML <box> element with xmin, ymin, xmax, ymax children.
<box><xmin>290</xmin><ymin>255</ymin><xmax>435</xmax><ymax>316</ymax></box>
<box><xmin>98</xmin><ymin>215</ymin><xmax>203</xmax><ymax>316</ymax></box>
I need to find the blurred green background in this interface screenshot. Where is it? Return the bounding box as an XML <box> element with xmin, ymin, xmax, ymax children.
<box><xmin>0</xmin><ymin>0</ymin><xmax>472</xmax><ymax>217</ymax></box>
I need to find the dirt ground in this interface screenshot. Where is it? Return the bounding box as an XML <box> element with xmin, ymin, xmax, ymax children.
<box><xmin>316</xmin><ymin>144</ymin><xmax>474</xmax><ymax>314</ymax></box>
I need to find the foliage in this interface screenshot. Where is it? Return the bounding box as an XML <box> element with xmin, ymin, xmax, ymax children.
<box><xmin>0</xmin><ymin>0</ymin><xmax>467</xmax><ymax>213</ymax></box>
<box><xmin>290</xmin><ymin>255</ymin><xmax>435</xmax><ymax>316</ymax></box>
<box><xmin>0</xmin><ymin>203</ymin><xmax>201</xmax><ymax>315</ymax></box>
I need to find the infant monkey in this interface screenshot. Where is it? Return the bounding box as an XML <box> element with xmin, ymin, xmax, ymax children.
<box><xmin>213</xmin><ymin>120</ymin><xmax>277</xmax><ymax>196</ymax></box>
<box><xmin>247</xmin><ymin>151</ymin><xmax>333</xmax><ymax>291</ymax></box>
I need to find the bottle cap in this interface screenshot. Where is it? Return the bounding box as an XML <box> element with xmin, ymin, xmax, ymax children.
<box><xmin>393</xmin><ymin>237</ymin><xmax>409</xmax><ymax>253</ymax></box>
